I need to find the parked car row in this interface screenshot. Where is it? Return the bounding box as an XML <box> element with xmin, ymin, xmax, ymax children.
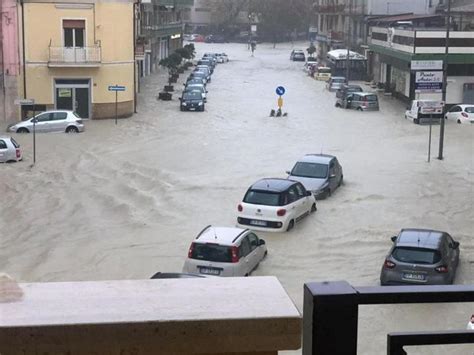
<box><xmin>179</xmin><ymin>52</ymin><xmax>229</xmax><ymax>112</ymax></box>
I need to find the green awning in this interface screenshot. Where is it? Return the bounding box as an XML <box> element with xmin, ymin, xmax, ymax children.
<box><xmin>157</xmin><ymin>0</ymin><xmax>194</xmax><ymax>6</ymax></box>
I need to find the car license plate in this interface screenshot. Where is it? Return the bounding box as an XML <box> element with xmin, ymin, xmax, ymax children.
<box><xmin>190</xmin><ymin>108</ymin><xmax>196</xmax><ymax>111</ymax></box>
<box><xmin>403</xmin><ymin>273</ymin><xmax>425</xmax><ymax>281</ymax></box>
<box><xmin>250</xmin><ymin>220</ymin><xmax>267</xmax><ymax>226</ymax></box>
<box><xmin>199</xmin><ymin>267</ymin><xmax>220</xmax><ymax>275</ymax></box>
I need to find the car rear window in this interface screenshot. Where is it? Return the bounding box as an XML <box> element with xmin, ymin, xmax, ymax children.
<box><xmin>465</xmin><ymin>106</ymin><xmax>474</xmax><ymax>113</ymax></box>
<box><xmin>333</xmin><ymin>78</ymin><xmax>345</xmax><ymax>83</ymax></box>
<box><xmin>10</xmin><ymin>137</ymin><xmax>19</xmax><ymax>148</ymax></box>
<box><xmin>364</xmin><ymin>95</ymin><xmax>378</xmax><ymax>102</ymax></box>
<box><xmin>391</xmin><ymin>247</ymin><xmax>442</xmax><ymax>264</ymax></box>
<box><xmin>291</xmin><ymin>162</ymin><xmax>328</xmax><ymax>179</ymax></box>
<box><xmin>244</xmin><ymin>190</ymin><xmax>281</xmax><ymax>206</ymax></box>
<box><xmin>190</xmin><ymin>243</ymin><xmax>232</xmax><ymax>263</ymax></box>
<box><xmin>348</xmin><ymin>86</ymin><xmax>363</xmax><ymax>92</ymax></box>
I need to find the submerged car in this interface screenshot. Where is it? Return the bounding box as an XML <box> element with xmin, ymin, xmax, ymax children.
<box><xmin>8</xmin><ymin>110</ymin><xmax>84</xmax><ymax>133</ymax></box>
<box><xmin>336</xmin><ymin>84</ymin><xmax>363</xmax><ymax>99</ymax></box>
<box><xmin>380</xmin><ymin>229</ymin><xmax>460</xmax><ymax>286</ymax></box>
<box><xmin>314</xmin><ymin>66</ymin><xmax>332</xmax><ymax>81</ymax></box>
<box><xmin>287</xmin><ymin>154</ymin><xmax>343</xmax><ymax>199</ymax></box>
<box><xmin>180</xmin><ymin>91</ymin><xmax>205</xmax><ymax>112</ymax></box>
<box><xmin>336</xmin><ymin>92</ymin><xmax>379</xmax><ymax>111</ymax></box>
<box><xmin>290</xmin><ymin>50</ymin><xmax>305</xmax><ymax>61</ymax></box>
<box><xmin>182</xmin><ymin>226</ymin><xmax>267</xmax><ymax>277</ymax></box>
<box><xmin>184</xmin><ymin>84</ymin><xmax>207</xmax><ymax>102</ymax></box>
<box><xmin>326</xmin><ymin>77</ymin><xmax>346</xmax><ymax>92</ymax></box>
<box><xmin>237</xmin><ymin>178</ymin><xmax>317</xmax><ymax>232</ymax></box>
<box><xmin>0</xmin><ymin>136</ymin><xmax>22</xmax><ymax>163</ymax></box>
<box><xmin>445</xmin><ymin>104</ymin><xmax>474</xmax><ymax>124</ymax></box>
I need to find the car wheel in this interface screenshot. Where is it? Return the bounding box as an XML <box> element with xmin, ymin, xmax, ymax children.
<box><xmin>335</xmin><ymin>103</ymin><xmax>341</xmax><ymax>108</ymax></box>
<box><xmin>66</xmin><ymin>126</ymin><xmax>79</xmax><ymax>133</ymax></box>
<box><xmin>338</xmin><ymin>175</ymin><xmax>343</xmax><ymax>187</ymax></box>
<box><xmin>326</xmin><ymin>188</ymin><xmax>331</xmax><ymax>198</ymax></box>
<box><xmin>357</xmin><ymin>107</ymin><xmax>363</xmax><ymax>111</ymax></box>
<box><xmin>414</xmin><ymin>118</ymin><xmax>420</xmax><ymax>124</ymax></box>
<box><xmin>17</xmin><ymin>127</ymin><xmax>29</xmax><ymax>134</ymax></box>
<box><xmin>311</xmin><ymin>203</ymin><xmax>317</xmax><ymax>213</ymax></box>
<box><xmin>201</xmin><ymin>106</ymin><xmax>205</xmax><ymax>112</ymax></box>
<box><xmin>457</xmin><ymin>119</ymin><xmax>461</xmax><ymax>124</ymax></box>
<box><xmin>286</xmin><ymin>219</ymin><xmax>295</xmax><ymax>232</ymax></box>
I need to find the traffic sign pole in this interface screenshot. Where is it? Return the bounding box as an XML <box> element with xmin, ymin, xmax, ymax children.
<box><xmin>115</xmin><ymin>89</ymin><xmax>118</xmax><ymax>125</ymax></box>
<box><xmin>33</xmin><ymin>106</ymin><xmax>36</xmax><ymax>165</ymax></box>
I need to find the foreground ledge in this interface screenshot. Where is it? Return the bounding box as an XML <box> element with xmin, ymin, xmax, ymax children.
<box><xmin>0</xmin><ymin>276</ymin><xmax>301</xmax><ymax>355</ymax></box>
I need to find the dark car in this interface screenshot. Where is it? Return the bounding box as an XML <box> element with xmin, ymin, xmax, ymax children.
<box><xmin>185</xmin><ymin>78</ymin><xmax>207</xmax><ymax>87</ymax></box>
<box><xmin>192</xmin><ymin>69</ymin><xmax>211</xmax><ymax>83</ymax></box>
<box><xmin>286</xmin><ymin>154</ymin><xmax>343</xmax><ymax>199</ymax></box>
<box><xmin>188</xmin><ymin>72</ymin><xmax>207</xmax><ymax>84</ymax></box>
<box><xmin>380</xmin><ymin>229</ymin><xmax>460</xmax><ymax>285</ymax></box>
<box><xmin>290</xmin><ymin>50</ymin><xmax>305</xmax><ymax>61</ymax></box>
<box><xmin>336</xmin><ymin>84</ymin><xmax>363</xmax><ymax>99</ymax></box>
<box><xmin>197</xmin><ymin>59</ymin><xmax>215</xmax><ymax>72</ymax></box>
<box><xmin>180</xmin><ymin>91</ymin><xmax>205</xmax><ymax>112</ymax></box>
<box><xmin>205</xmin><ymin>34</ymin><xmax>226</xmax><ymax>43</ymax></box>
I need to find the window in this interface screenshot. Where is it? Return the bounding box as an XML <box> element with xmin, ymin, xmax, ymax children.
<box><xmin>291</xmin><ymin>162</ymin><xmax>328</xmax><ymax>179</ymax></box>
<box><xmin>239</xmin><ymin>237</ymin><xmax>251</xmax><ymax>258</ymax></box>
<box><xmin>450</xmin><ymin>106</ymin><xmax>462</xmax><ymax>113</ymax></box>
<box><xmin>63</xmin><ymin>20</ymin><xmax>85</xmax><ymax>48</ymax></box>
<box><xmin>295</xmin><ymin>184</ymin><xmax>306</xmax><ymax>198</ymax></box>
<box><xmin>190</xmin><ymin>243</ymin><xmax>232</xmax><ymax>263</ymax></box>
<box><xmin>391</xmin><ymin>247</ymin><xmax>442</xmax><ymax>264</ymax></box>
<box><xmin>35</xmin><ymin>113</ymin><xmax>51</xmax><ymax>122</ymax></box>
<box><xmin>0</xmin><ymin>140</ymin><xmax>7</xmax><ymax>149</ymax></box>
<box><xmin>10</xmin><ymin>138</ymin><xmax>19</xmax><ymax>148</ymax></box>
<box><xmin>287</xmin><ymin>186</ymin><xmax>299</xmax><ymax>203</ymax></box>
<box><xmin>248</xmin><ymin>233</ymin><xmax>259</xmax><ymax>251</ymax></box>
<box><xmin>243</xmin><ymin>190</ymin><xmax>281</xmax><ymax>206</ymax></box>
<box><xmin>465</xmin><ymin>107</ymin><xmax>474</xmax><ymax>113</ymax></box>
<box><xmin>53</xmin><ymin>112</ymin><xmax>68</xmax><ymax>121</ymax></box>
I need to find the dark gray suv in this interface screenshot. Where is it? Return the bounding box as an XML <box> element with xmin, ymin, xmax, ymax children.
<box><xmin>380</xmin><ymin>229</ymin><xmax>460</xmax><ymax>286</ymax></box>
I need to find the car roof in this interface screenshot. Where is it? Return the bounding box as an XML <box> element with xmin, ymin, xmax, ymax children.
<box><xmin>396</xmin><ymin>228</ymin><xmax>446</xmax><ymax>249</ymax></box>
<box><xmin>457</xmin><ymin>104</ymin><xmax>474</xmax><ymax>108</ymax></box>
<box><xmin>298</xmin><ymin>154</ymin><xmax>335</xmax><ymax>164</ymax></box>
<box><xmin>250</xmin><ymin>178</ymin><xmax>296</xmax><ymax>192</ymax></box>
<box><xmin>343</xmin><ymin>84</ymin><xmax>362</xmax><ymax>88</ymax></box>
<box><xmin>0</xmin><ymin>136</ymin><xmax>14</xmax><ymax>140</ymax></box>
<box><xmin>353</xmin><ymin>92</ymin><xmax>377</xmax><ymax>96</ymax></box>
<box><xmin>293</xmin><ymin>49</ymin><xmax>304</xmax><ymax>52</ymax></box>
<box><xmin>332</xmin><ymin>76</ymin><xmax>346</xmax><ymax>80</ymax></box>
<box><xmin>195</xmin><ymin>226</ymin><xmax>249</xmax><ymax>245</ymax></box>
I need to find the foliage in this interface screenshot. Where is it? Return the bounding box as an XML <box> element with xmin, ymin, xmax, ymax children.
<box><xmin>307</xmin><ymin>43</ymin><xmax>316</xmax><ymax>56</ymax></box>
<box><xmin>183</xmin><ymin>43</ymin><xmax>196</xmax><ymax>59</ymax></box>
<box><xmin>159</xmin><ymin>52</ymin><xmax>183</xmax><ymax>83</ymax></box>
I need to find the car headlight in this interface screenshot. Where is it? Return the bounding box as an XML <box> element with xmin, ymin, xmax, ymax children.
<box><xmin>182</xmin><ymin>102</ymin><xmax>187</xmax><ymax>106</ymax></box>
<box><xmin>198</xmin><ymin>102</ymin><xmax>203</xmax><ymax>106</ymax></box>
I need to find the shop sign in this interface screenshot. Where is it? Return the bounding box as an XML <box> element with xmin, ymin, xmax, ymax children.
<box><xmin>58</xmin><ymin>89</ymin><xmax>72</xmax><ymax>98</ymax></box>
<box><xmin>415</xmin><ymin>71</ymin><xmax>443</xmax><ymax>93</ymax></box>
<box><xmin>411</xmin><ymin>60</ymin><xmax>443</xmax><ymax>70</ymax></box>
<box><xmin>171</xmin><ymin>34</ymin><xmax>181</xmax><ymax>39</ymax></box>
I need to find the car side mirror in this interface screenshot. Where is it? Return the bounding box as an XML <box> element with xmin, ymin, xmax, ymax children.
<box><xmin>286</xmin><ymin>170</ymin><xmax>291</xmax><ymax>175</ymax></box>
<box><xmin>306</xmin><ymin>191</ymin><xmax>312</xmax><ymax>196</ymax></box>
<box><xmin>451</xmin><ymin>241</ymin><xmax>460</xmax><ymax>249</ymax></box>
<box><xmin>258</xmin><ymin>239</ymin><xmax>265</xmax><ymax>245</ymax></box>
<box><xmin>329</xmin><ymin>174</ymin><xmax>336</xmax><ymax>179</ymax></box>
<box><xmin>391</xmin><ymin>236</ymin><xmax>397</xmax><ymax>242</ymax></box>
<box><xmin>206</xmin><ymin>90</ymin><xmax>209</xmax><ymax>93</ymax></box>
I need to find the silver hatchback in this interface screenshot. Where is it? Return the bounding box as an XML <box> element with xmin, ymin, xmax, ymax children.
<box><xmin>8</xmin><ymin>110</ymin><xmax>85</xmax><ymax>134</ymax></box>
<box><xmin>380</xmin><ymin>229</ymin><xmax>460</xmax><ymax>286</ymax></box>
<box><xmin>0</xmin><ymin>136</ymin><xmax>22</xmax><ymax>163</ymax></box>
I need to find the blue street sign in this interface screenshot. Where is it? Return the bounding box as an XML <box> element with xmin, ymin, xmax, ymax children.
<box><xmin>276</xmin><ymin>86</ymin><xmax>286</xmax><ymax>96</ymax></box>
<box><xmin>108</xmin><ymin>85</ymin><xmax>126</xmax><ymax>92</ymax></box>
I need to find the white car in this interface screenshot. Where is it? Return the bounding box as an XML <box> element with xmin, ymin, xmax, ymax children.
<box><xmin>182</xmin><ymin>226</ymin><xmax>267</xmax><ymax>277</ymax></box>
<box><xmin>0</xmin><ymin>136</ymin><xmax>22</xmax><ymax>163</ymax></box>
<box><xmin>215</xmin><ymin>53</ymin><xmax>229</xmax><ymax>63</ymax></box>
<box><xmin>8</xmin><ymin>110</ymin><xmax>84</xmax><ymax>133</ymax></box>
<box><xmin>237</xmin><ymin>178</ymin><xmax>317</xmax><ymax>232</ymax></box>
<box><xmin>445</xmin><ymin>104</ymin><xmax>474</xmax><ymax>124</ymax></box>
<box><xmin>468</xmin><ymin>314</ymin><xmax>474</xmax><ymax>330</ymax></box>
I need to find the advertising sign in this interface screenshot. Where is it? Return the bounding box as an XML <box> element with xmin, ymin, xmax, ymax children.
<box><xmin>418</xmin><ymin>100</ymin><xmax>444</xmax><ymax>114</ymax></box>
<box><xmin>415</xmin><ymin>71</ymin><xmax>443</xmax><ymax>93</ymax></box>
<box><xmin>411</xmin><ymin>60</ymin><xmax>443</xmax><ymax>70</ymax></box>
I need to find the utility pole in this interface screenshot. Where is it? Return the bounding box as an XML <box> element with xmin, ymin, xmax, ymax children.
<box><xmin>346</xmin><ymin>1</ymin><xmax>352</xmax><ymax>82</ymax></box>
<box><xmin>438</xmin><ymin>0</ymin><xmax>451</xmax><ymax>160</ymax></box>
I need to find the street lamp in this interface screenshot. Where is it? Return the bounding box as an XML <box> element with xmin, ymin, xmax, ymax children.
<box><xmin>438</xmin><ymin>0</ymin><xmax>451</xmax><ymax>160</ymax></box>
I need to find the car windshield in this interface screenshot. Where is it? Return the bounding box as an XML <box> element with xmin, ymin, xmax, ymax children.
<box><xmin>391</xmin><ymin>247</ymin><xmax>442</xmax><ymax>264</ymax></box>
<box><xmin>186</xmin><ymin>86</ymin><xmax>203</xmax><ymax>91</ymax></box>
<box><xmin>364</xmin><ymin>95</ymin><xmax>378</xmax><ymax>102</ymax></box>
<box><xmin>348</xmin><ymin>86</ymin><xmax>362</xmax><ymax>92</ymax></box>
<box><xmin>465</xmin><ymin>107</ymin><xmax>474</xmax><ymax>113</ymax></box>
<box><xmin>291</xmin><ymin>162</ymin><xmax>328</xmax><ymax>179</ymax></box>
<box><xmin>10</xmin><ymin>137</ymin><xmax>19</xmax><ymax>148</ymax></box>
<box><xmin>319</xmin><ymin>68</ymin><xmax>331</xmax><ymax>74</ymax></box>
<box><xmin>73</xmin><ymin>112</ymin><xmax>81</xmax><ymax>118</ymax></box>
<box><xmin>183</xmin><ymin>92</ymin><xmax>202</xmax><ymax>100</ymax></box>
<box><xmin>243</xmin><ymin>190</ymin><xmax>281</xmax><ymax>206</ymax></box>
<box><xmin>333</xmin><ymin>78</ymin><xmax>345</xmax><ymax>83</ymax></box>
<box><xmin>190</xmin><ymin>243</ymin><xmax>232</xmax><ymax>263</ymax></box>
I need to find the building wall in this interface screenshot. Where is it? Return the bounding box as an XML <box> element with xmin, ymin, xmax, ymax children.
<box><xmin>367</xmin><ymin>0</ymin><xmax>442</xmax><ymax>15</ymax></box>
<box><xmin>22</xmin><ymin>1</ymin><xmax>134</xmax><ymax>119</ymax></box>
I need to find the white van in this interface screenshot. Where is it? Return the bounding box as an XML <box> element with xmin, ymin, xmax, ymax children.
<box><xmin>405</xmin><ymin>100</ymin><xmax>444</xmax><ymax>124</ymax></box>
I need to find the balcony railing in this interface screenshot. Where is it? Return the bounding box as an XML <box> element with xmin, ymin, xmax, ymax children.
<box><xmin>48</xmin><ymin>46</ymin><xmax>101</xmax><ymax>67</ymax></box>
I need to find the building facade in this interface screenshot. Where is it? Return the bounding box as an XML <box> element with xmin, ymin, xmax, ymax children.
<box><xmin>136</xmin><ymin>0</ymin><xmax>193</xmax><ymax>79</ymax></box>
<box><xmin>20</xmin><ymin>0</ymin><xmax>135</xmax><ymax>120</ymax></box>
<box><xmin>0</xmin><ymin>0</ymin><xmax>21</xmax><ymax>123</ymax></box>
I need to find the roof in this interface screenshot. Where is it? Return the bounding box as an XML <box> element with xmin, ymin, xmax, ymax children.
<box><xmin>396</xmin><ymin>228</ymin><xmax>446</xmax><ymax>249</ymax></box>
<box><xmin>195</xmin><ymin>226</ymin><xmax>248</xmax><ymax>245</ymax></box>
<box><xmin>327</xmin><ymin>49</ymin><xmax>366</xmax><ymax>60</ymax></box>
<box><xmin>367</xmin><ymin>13</ymin><xmax>442</xmax><ymax>24</ymax></box>
<box><xmin>250</xmin><ymin>178</ymin><xmax>296</xmax><ymax>192</ymax></box>
<box><xmin>298</xmin><ymin>154</ymin><xmax>335</xmax><ymax>164</ymax></box>
<box><xmin>449</xmin><ymin>3</ymin><xmax>474</xmax><ymax>13</ymax></box>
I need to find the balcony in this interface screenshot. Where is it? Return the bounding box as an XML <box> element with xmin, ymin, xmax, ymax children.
<box><xmin>48</xmin><ymin>46</ymin><xmax>101</xmax><ymax>68</ymax></box>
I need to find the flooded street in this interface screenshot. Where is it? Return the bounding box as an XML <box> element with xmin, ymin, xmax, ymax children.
<box><xmin>1</xmin><ymin>42</ymin><xmax>473</xmax><ymax>354</ymax></box>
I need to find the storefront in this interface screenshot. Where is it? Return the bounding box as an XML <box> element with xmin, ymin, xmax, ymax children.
<box><xmin>55</xmin><ymin>79</ymin><xmax>91</xmax><ymax>119</ymax></box>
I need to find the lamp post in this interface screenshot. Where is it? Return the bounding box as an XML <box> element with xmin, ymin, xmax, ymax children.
<box><xmin>438</xmin><ymin>0</ymin><xmax>451</xmax><ymax>160</ymax></box>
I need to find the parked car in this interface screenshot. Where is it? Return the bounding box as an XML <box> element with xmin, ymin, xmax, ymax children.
<box><xmin>184</xmin><ymin>84</ymin><xmax>207</xmax><ymax>102</ymax></box>
<box><xmin>314</xmin><ymin>66</ymin><xmax>332</xmax><ymax>81</ymax></box>
<box><xmin>185</xmin><ymin>78</ymin><xmax>207</xmax><ymax>87</ymax></box>
<box><xmin>380</xmin><ymin>229</ymin><xmax>460</xmax><ymax>286</ymax></box>
<box><xmin>205</xmin><ymin>34</ymin><xmax>226</xmax><ymax>43</ymax></box>
<box><xmin>194</xmin><ymin>34</ymin><xmax>205</xmax><ymax>42</ymax></box>
<box><xmin>0</xmin><ymin>136</ymin><xmax>22</xmax><ymax>163</ymax></box>
<box><xmin>290</xmin><ymin>50</ymin><xmax>305</xmax><ymax>62</ymax></box>
<box><xmin>335</xmin><ymin>84</ymin><xmax>362</xmax><ymax>98</ymax></box>
<box><xmin>326</xmin><ymin>77</ymin><xmax>346</xmax><ymax>92</ymax></box>
<box><xmin>195</xmin><ymin>66</ymin><xmax>212</xmax><ymax>80</ymax></box>
<box><xmin>189</xmin><ymin>71</ymin><xmax>207</xmax><ymax>84</ymax></box>
<box><xmin>182</xmin><ymin>225</ymin><xmax>267</xmax><ymax>277</ymax></box>
<box><xmin>202</xmin><ymin>54</ymin><xmax>218</xmax><ymax>66</ymax></box>
<box><xmin>303</xmin><ymin>62</ymin><xmax>318</xmax><ymax>74</ymax></box>
<box><xmin>237</xmin><ymin>178</ymin><xmax>317</xmax><ymax>232</ymax></box>
<box><xmin>286</xmin><ymin>154</ymin><xmax>343</xmax><ymax>199</ymax></box>
<box><xmin>8</xmin><ymin>110</ymin><xmax>84</xmax><ymax>133</ymax></box>
<box><xmin>183</xmin><ymin>34</ymin><xmax>197</xmax><ymax>42</ymax></box>
<box><xmin>192</xmin><ymin>69</ymin><xmax>211</xmax><ymax>83</ymax></box>
<box><xmin>405</xmin><ymin>99</ymin><xmax>443</xmax><ymax>124</ymax></box>
<box><xmin>468</xmin><ymin>315</ymin><xmax>474</xmax><ymax>330</ymax></box>
<box><xmin>151</xmin><ymin>272</ymin><xmax>205</xmax><ymax>279</ymax></box>
<box><xmin>197</xmin><ymin>59</ymin><xmax>215</xmax><ymax>72</ymax></box>
<box><xmin>336</xmin><ymin>92</ymin><xmax>379</xmax><ymax>111</ymax></box>
<box><xmin>445</xmin><ymin>104</ymin><xmax>474</xmax><ymax>124</ymax></box>
<box><xmin>215</xmin><ymin>53</ymin><xmax>229</xmax><ymax>63</ymax></box>
<box><xmin>179</xmin><ymin>91</ymin><xmax>205</xmax><ymax>112</ymax></box>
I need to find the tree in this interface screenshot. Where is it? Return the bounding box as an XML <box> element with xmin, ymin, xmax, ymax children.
<box><xmin>307</xmin><ymin>43</ymin><xmax>316</xmax><ymax>57</ymax></box>
<box><xmin>159</xmin><ymin>52</ymin><xmax>182</xmax><ymax>84</ymax></box>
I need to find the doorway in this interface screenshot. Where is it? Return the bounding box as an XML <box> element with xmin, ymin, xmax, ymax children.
<box><xmin>55</xmin><ymin>79</ymin><xmax>90</xmax><ymax>119</ymax></box>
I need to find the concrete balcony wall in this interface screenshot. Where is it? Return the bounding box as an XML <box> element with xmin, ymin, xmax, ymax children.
<box><xmin>48</xmin><ymin>46</ymin><xmax>102</xmax><ymax>67</ymax></box>
<box><xmin>0</xmin><ymin>276</ymin><xmax>301</xmax><ymax>355</ymax></box>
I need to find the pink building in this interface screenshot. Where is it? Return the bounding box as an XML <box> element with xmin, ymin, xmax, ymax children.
<box><xmin>1</xmin><ymin>0</ymin><xmax>20</xmax><ymax>123</ymax></box>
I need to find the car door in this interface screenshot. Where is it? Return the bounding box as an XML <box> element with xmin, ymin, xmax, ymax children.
<box><xmin>247</xmin><ymin>233</ymin><xmax>262</xmax><ymax>271</ymax></box>
<box><xmin>238</xmin><ymin>236</ymin><xmax>253</xmax><ymax>276</ymax></box>
<box><xmin>294</xmin><ymin>183</ymin><xmax>310</xmax><ymax>218</ymax></box>
<box><xmin>0</xmin><ymin>139</ymin><xmax>8</xmax><ymax>162</ymax></box>
<box><xmin>51</xmin><ymin>112</ymin><xmax>69</xmax><ymax>132</ymax></box>
<box><xmin>33</xmin><ymin>112</ymin><xmax>53</xmax><ymax>132</ymax></box>
<box><xmin>445</xmin><ymin>233</ymin><xmax>460</xmax><ymax>269</ymax></box>
<box><xmin>328</xmin><ymin>159</ymin><xmax>338</xmax><ymax>191</ymax></box>
<box><xmin>446</xmin><ymin>105</ymin><xmax>461</xmax><ymax>120</ymax></box>
<box><xmin>286</xmin><ymin>185</ymin><xmax>301</xmax><ymax>221</ymax></box>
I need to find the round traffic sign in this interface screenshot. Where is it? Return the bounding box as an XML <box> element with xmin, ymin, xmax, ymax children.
<box><xmin>276</xmin><ymin>86</ymin><xmax>286</xmax><ymax>96</ymax></box>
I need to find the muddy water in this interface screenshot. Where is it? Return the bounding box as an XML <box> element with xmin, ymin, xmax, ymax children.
<box><xmin>1</xmin><ymin>42</ymin><xmax>473</xmax><ymax>354</ymax></box>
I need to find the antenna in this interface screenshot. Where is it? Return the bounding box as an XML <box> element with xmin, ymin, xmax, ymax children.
<box><xmin>213</xmin><ymin>228</ymin><xmax>217</xmax><ymax>240</ymax></box>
